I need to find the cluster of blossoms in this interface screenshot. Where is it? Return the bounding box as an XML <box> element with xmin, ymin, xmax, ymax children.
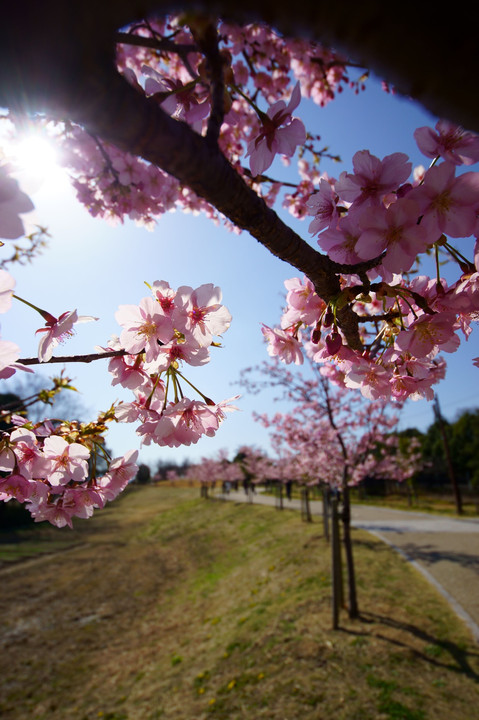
<box><xmin>0</xmin><ymin>274</ymin><xmax>235</xmax><ymax>524</ymax></box>
<box><xmin>17</xmin><ymin>16</ymin><xmax>354</xmax><ymax>228</ymax></box>
<box><xmin>24</xmin><ymin>15</ymin><xmax>475</xmax><ymax>405</ymax></box>
<box><xmin>263</xmin><ymin>119</ymin><xmax>479</xmax><ymax>400</ymax></box>
<box><xmin>0</xmin><ymin>420</ymin><xmax>138</xmax><ymax>528</ymax></box>
<box><xmin>107</xmin><ymin>280</ymin><xmax>237</xmax><ymax>447</ymax></box>
<box><xmin>0</xmin><ymin>165</ymin><xmax>236</xmax><ymax>525</ymax></box>
<box><xmin>242</xmin><ymin>361</ymin><xmax>422</xmax><ymax>492</ymax></box>
<box><xmin>2</xmin><ymin>13</ymin><xmax>479</xmax><ymax>524</ymax></box>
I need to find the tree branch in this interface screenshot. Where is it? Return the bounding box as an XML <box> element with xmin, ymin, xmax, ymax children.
<box><xmin>18</xmin><ymin>349</ymin><xmax>129</xmax><ymax>366</ymax></box>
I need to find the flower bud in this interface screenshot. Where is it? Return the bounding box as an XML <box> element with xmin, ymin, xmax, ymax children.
<box><xmin>325</xmin><ymin>331</ymin><xmax>342</xmax><ymax>356</ymax></box>
<box><xmin>311</xmin><ymin>322</ymin><xmax>321</xmax><ymax>344</ymax></box>
<box><xmin>323</xmin><ymin>308</ymin><xmax>334</xmax><ymax>328</ymax></box>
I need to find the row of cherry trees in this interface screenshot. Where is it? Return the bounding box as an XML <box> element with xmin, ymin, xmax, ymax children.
<box><xmin>0</xmin><ymin>11</ymin><xmax>478</xmax><ymax>535</ymax></box>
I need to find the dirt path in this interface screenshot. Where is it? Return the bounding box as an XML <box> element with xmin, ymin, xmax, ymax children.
<box><xmin>216</xmin><ymin>489</ymin><xmax>479</xmax><ymax>642</ymax></box>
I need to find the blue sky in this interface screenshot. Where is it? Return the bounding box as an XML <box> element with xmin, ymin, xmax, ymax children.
<box><xmin>1</xmin><ymin>71</ymin><xmax>478</xmax><ymax>470</ymax></box>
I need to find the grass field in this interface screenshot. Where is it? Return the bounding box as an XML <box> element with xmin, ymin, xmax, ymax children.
<box><xmin>1</xmin><ymin>486</ymin><xmax>478</xmax><ymax>720</ymax></box>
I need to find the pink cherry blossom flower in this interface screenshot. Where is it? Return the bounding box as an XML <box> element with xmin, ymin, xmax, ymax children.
<box><xmin>151</xmin><ymin>280</ymin><xmax>176</xmax><ymax>316</ymax></box>
<box><xmin>246</xmin><ymin>83</ymin><xmax>306</xmax><ymax>176</ymax></box>
<box><xmin>282</xmin><ymin>276</ymin><xmax>324</xmax><ymax>327</ymax></box>
<box><xmin>411</xmin><ymin>162</ymin><xmax>479</xmax><ymax>239</ymax></box>
<box><xmin>108</xmin><ymin>354</ymin><xmax>150</xmax><ymax>391</ymax></box>
<box><xmin>0</xmin><ymin>164</ymin><xmax>35</xmax><ymax>239</ymax></box>
<box><xmin>116</xmin><ymin>297</ymin><xmax>174</xmax><ymax>362</ymax></box>
<box><xmin>96</xmin><ymin>450</ymin><xmax>139</xmax><ymax>502</ymax></box>
<box><xmin>262</xmin><ymin>325</ymin><xmax>303</xmax><ymax>365</ymax></box>
<box><xmin>335</xmin><ymin>151</ymin><xmax>411</xmax><ymax>207</ymax></box>
<box><xmin>212</xmin><ymin>395</ymin><xmax>241</xmax><ymax>423</ymax></box>
<box><xmin>414</xmin><ymin>120</ymin><xmax>479</xmax><ymax>166</ymax></box>
<box><xmin>28</xmin><ymin>501</ymin><xmax>76</xmax><ymax>529</ymax></box>
<box><xmin>356</xmin><ymin>198</ymin><xmax>429</xmax><ymax>273</ymax></box>
<box><xmin>316</xmin><ymin>214</ymin><xmax>363</xmax><ymax>264</ymax></box>
<box><xmin>8</xmin><ymin>427</ymin><xmax>52</xmax><ymax>479</ymax></box>
<box><xmin>61</xmin><ymin>486</ymin><xmax>104</xmax><ymax>519</ymax></box>
<box><xmin>307</xmin><ymin>178</ymin><xmax>340</xmax><ymax>235</ymax></box>
<box><xmin>173</xmin><ymin>284</ymin><xmax>232</xmax><ymax>348</ymax></box>
<box><xmin>153</xmin><ymin>338</ymin><xmax>211</xmax><ymax>371</ymax></box>
<box><xmin>395</xmin><ymin>312</ymin><xmax>460</xmax><ymax>358</ymax></box>
<box><xmin>0</xmin><ymin>473</ymin><xmax>33</xmax><ymax>502</ymax></box>
<box><xmin>0</xmin><ymin>336</ymin><xmax>20</xmax><ymax>374</ymax></box>
<box><xmin>473</xmin><ymin>357</ymin><xmax>479</xmax><ymax>368</ymax></box>
<box><xmin>144</xmin><ymin>399</ymin><xmax>220</xmax><ymax>447</ymax></box>
<box><xmin>343</xmin><ymin>360</ymin><xmax>392</xmax><ymax>400</ymax></box>
<box><xmin>42</xmin><ymin>435</ymin><xmax>90</xmax><ymax>486</ymax></box>
<box><xmin>142</xmin><ymin>66</ymin><xmax>210</xmax><ymax>131</ymax></box>
<box><xmin>36</xmin><ymin>309</ymin><xmax>98</xmax><ymax>362</ymax></box>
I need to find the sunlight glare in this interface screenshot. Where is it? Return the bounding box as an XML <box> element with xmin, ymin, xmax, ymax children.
<box><xmin>5</xmin><ymin>131</ymin><xmax>67</xmax><ymax>195</ymax></box>
<box><xmin>14</xmin><ymin>135</ymin><xmax>58</xmax><ymax>176</ymax></box>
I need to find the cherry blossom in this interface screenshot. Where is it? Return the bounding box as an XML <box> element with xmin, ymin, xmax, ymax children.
<box><xmin>411</xmin><ymin>161</ymin><xmax>479</xmax><ymax>239</ymax></box>
<box><xmin>335</xmin><ymin>150</ymin><xmax>411</xmax><ymax>207</ymax></box>
<box><xmin>2</xmin><ymin>13</ymin><xmax>479</xmax><ymax>528</ymax></box>
<box><xmin>262</xmin><ymin>325</ymin><xmax>304</xmax><ymax>365</ymax></box>
<box><xmin>96</xmin><ymin>450</ymin><xmax>139</xmax><ymax>502</ymax></box>
<box><xmin>173</xmin><ymin>284</ymin><xmax>232</xmax><ymax>347</ymax></box>
<box><xmin>0</xmin><ymin>336</ymin><xmax>20</xmax><ymax>375</ymax></box>
<box><xmin>356</xmin><ymin>198</ymin><xmax>429</xmax><ymax>273</ymax></box>
<box><xmin>115</xmin><ymin>297</ymin><xmax>174</xmax><ymax>361</ymax></box>
<box><xmin>246</xmin><ymin>83</ymin><xmax>306</xmax><ymax>176</ymax></box>
<box><xmin>36</xmin><ymin>310</ymin><xmax>98</xmax><ymax>362</ymax></box>
<box><xmin>395</xmin><ymin>312</ymin><xmax>460</xmax><ymax>358</ymax></box>
<box><xmin>42</xmin><ymin>435</ymin><xmax>90</xmax><ymax>486</ymax></box>
<box><xmin>414</xmin><ymin>119</ymin><xmax>479</xmax><ymax>166</ymax></box>
<box><xmin>307</xmin><ymin>178</ymin><xmax>340</xmax><ymax>235</ymax></box>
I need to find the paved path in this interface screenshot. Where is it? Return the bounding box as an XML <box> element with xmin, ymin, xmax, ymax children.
<box><xmin>214</xmin><ymin>489</ymin><xmax>479</xmax><ymax>642</ymax></box>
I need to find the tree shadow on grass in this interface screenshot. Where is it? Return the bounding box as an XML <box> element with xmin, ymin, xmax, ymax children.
<box><xmin>340</xmin><ymin>612</ymin><xmax>479</xmax><ymax>683</ymax></box>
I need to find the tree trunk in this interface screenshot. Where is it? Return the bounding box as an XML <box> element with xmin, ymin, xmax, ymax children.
<box><xmin>341</xmin><ymin>484</ymin><xmax>359</xmax><ymax>619</ymax></box>
<box><xmin>322</xmin><ymin>486</ymin><xmax>330</xmax><ymax>542</ymax></box>
<box><xmin>331</xmin><ymin>495</ymin><xmax>343</xmax><ymax>629</ymax></box>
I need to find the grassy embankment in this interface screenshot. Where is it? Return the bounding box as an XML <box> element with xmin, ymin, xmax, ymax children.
<box><xmin>0</xmin><ymin>485</ymin><xmax>478</xmax><ymax>720</ymax></box>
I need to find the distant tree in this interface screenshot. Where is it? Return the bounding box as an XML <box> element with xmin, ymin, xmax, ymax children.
<box><xmin>135</xmin><ymin>464</ymin><xmax>152</xmax><ymax>485</ymax></box>
<box><xmin>421</xmin><ymin>408</ymin><xmax>479</xmax><ymax>489</ymax></box>
<box><xmin>156</xmin><ymin>459</ymin><xmax>190</xmax><ymax>481</ymax></box>
<box><xmin>6</xmin><ymin>373</ymin><xmax>87</xmax><ymax>424</ymax></box>
<box><xmin>450</xmin><ymin>410</ymin><xmax>479</xmax><ymax>488</ymax></box>
<box><xmin>0</xmin><ymin>392</ymin><xmax>26</xmax><ymax>430</ymax></box>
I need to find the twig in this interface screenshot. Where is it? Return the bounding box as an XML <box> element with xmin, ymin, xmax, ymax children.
<box><xmin>18</xmin><ymin>349</ymin><xmax>131</xmax><ymax>366</ymax></box>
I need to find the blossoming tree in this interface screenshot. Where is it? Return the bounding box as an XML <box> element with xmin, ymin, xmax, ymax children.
<box><xmin>242</xmin><ymin>359</ymin><xmax>423</xmax><ymax>616</ymax></box>
<box><xmin>0</xmin><ymin>6</ymin><xmax>478</xmax><ymax>529</ymax></box>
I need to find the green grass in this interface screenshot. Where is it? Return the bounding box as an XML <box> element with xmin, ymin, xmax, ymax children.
<box><xmin>0</xmin><ymin>486</ymin><xmax>478</xmax><ymax>720</ymax></box>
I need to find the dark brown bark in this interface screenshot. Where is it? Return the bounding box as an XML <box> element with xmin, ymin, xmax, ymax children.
<box><xmin>0</xmin><ymin>2</ymin><xmax>477</xmax><ymax>347</ymax></box>
<box><xmin>1</xmin><ymin>2</ymin><xmax>478</xmax><ymax>130</ymax></box>
<box><xmin>321</xmin><ymin>377</ymin><xmax>359</xmax><ymax>619</ymax></box>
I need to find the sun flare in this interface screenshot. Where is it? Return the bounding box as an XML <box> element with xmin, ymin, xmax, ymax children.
<box><xmin>13</xmin><ymin>135</ymin><xmax>59</xmax><ymax>176</ymax></box>
<box><xmin>1</xmin><ymin>127</ymin><xmax>66</xmax><ymax>194</ymax></box>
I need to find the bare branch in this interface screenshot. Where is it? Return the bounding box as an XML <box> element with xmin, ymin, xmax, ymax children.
<box><xmin>18</xmin><ymin>349</ymin><xmax>130</xmax><ymax>366</ymax></box>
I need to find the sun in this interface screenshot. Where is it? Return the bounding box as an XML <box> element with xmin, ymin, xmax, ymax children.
<box><xmin>13</xmin><ymin>135</ymin><xmax>59</xmax><ymax>177</ymax></box>
<box><xmin>1</xmin><ymin>126</ymin><xmax>67</xmax><ymax>194</ymax></box>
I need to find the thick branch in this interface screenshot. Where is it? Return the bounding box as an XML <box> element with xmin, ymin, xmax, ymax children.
<box><xmin>2</xmin><ymin>1</ymin><xmax>477</xmax><ymax>351</ymax></box>
<box><xmin>68</xmin><ymin>69</ymin><xmax>363</xmax><ymax>347</ymax></box>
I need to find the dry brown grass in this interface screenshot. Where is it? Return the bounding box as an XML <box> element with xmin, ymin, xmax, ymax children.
<box><xmin>1</xmin><ymin>485</ymin><xmax>478</xmax><ymax>720</ymax></box>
